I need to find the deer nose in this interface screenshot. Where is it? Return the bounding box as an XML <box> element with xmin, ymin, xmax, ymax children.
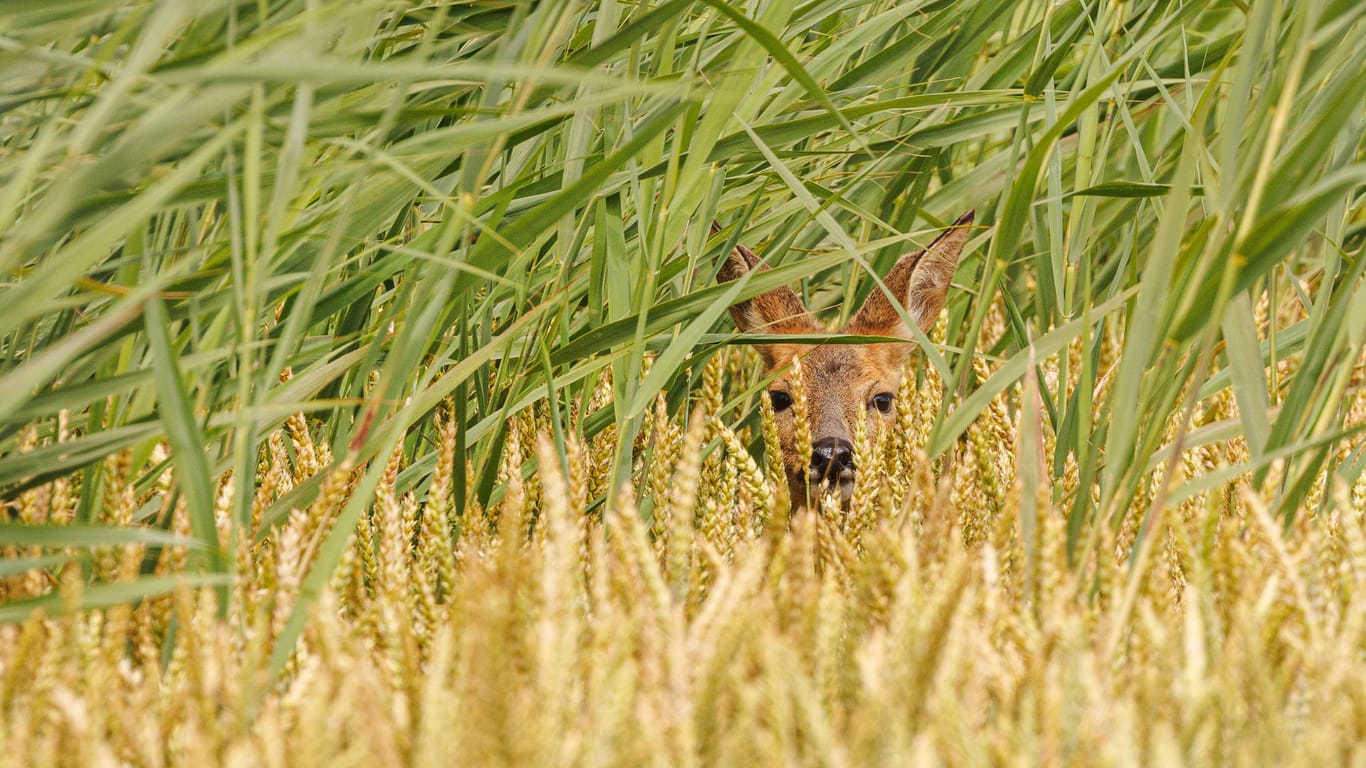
<box><xmin>809</xmin><ymin>438</ymin><xmax>855</xmax><ymax>481</ymax></box>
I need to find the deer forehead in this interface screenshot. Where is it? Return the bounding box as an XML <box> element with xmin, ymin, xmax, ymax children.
<box><xmin>769</xmin><ymin>345</ymin><xmax>903</xmax><ymax>391</ymax></box>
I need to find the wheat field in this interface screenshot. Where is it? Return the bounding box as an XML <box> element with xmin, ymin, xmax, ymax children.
<box><xmin>5</xmin><ymin>344</ymin><xmax>1366</xmax><ymax>765</ymax></box>
<box><xmin>2</xmin><ymin>1</ymin><xmax>1365</xmax><ymax>765</ymax></box>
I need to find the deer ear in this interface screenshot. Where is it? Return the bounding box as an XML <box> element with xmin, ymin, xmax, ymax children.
<box><xmin>715</xmin><ymin>227</ymin><xmax>820</xmax><ymax>337</ymax></box>
<box><xmin>848</xmin><ymin>210</ymin><xmax>974</xmax><ymax>337</ymax></box>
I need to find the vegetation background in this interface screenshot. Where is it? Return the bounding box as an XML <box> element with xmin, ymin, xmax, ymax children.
<box><xmin>1</xmin><ymin>0</ymin><xmax>1364</xmax><ymax>764</ymax></box>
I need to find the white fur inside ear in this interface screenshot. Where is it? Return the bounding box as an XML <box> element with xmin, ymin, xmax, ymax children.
<box><xmin>904</xmin><ymin>231</ymin><xmax>965</xmax><ymax>329</ymax></box>
<box><xmin>741</xmin><ymin>304</ymin><xmax>766</xmax><ymax>332</ymax></box>
<box><xmin>906</xmin><ymin>282</ymin><xmax>944</xmax><ymax>330</ymax></box>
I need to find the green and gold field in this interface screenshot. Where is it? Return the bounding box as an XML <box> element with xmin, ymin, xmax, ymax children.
<box><xmin>2</xmin><ymin>1</ymin><xmax>1364</xmax><ymax>765</ymax></box>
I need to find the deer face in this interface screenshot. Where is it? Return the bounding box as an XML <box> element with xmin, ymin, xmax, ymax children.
<box><xmin>717</xmin><ymin>212</ymin><xmax>974</xmax><ymax>506</ymax></box>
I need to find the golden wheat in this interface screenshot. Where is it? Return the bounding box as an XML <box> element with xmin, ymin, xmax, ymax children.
<box><xmin>2</xmin><ymin>345</ymin><xmax>1366</xmax><ymax>767</ymax></box>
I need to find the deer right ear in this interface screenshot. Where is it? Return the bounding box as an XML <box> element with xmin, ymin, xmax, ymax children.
<box><xmin>847</xmin><ymin>210</ymin><xmax>974</xmax><ymax>337</ymax></box>
<box><xmin>715</xmin><ymin>228</ymin><xmax>819</xmax><ymax>337</ymax></box>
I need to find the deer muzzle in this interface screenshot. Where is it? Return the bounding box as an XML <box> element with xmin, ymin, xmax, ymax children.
<box><xmin>809</xmin><ymin>437</ymin><xmax>855</xmax><ymax>484</ymax></box>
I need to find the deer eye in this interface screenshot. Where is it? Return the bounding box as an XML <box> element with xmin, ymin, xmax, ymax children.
<box><xmin>768</xmin><ymin>390</ymin><xmax>793</xmax><ymax>412</ymax></box>
<box><xmin>871</xmin><ymin>392</ymin><xmax>895</xmax><ymax>414</ymax></box>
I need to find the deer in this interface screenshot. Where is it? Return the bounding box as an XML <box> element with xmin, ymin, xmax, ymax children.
<box><xmin>716</xmin><ymin>212</ymin><xmax>975</xmax><ymax>509</ymax></box>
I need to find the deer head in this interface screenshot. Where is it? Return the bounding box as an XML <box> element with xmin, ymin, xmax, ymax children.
<box><xmin>717</xmin><ymin>212</ymin><xmax>974</xmax><ymax>507</ymax></box>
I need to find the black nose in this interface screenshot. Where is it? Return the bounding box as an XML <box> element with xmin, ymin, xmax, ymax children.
<box><xmin>809</xmin><ymin>438</ymin><xmax>854</xmax><ymax>481</ymax></box>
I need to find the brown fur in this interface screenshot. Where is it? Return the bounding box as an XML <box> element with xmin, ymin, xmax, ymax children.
<box><xmin>716</xmin><ymin>212</ymin><xmax>976</xmax><ymax>506</ymax></box>
<box><xmin>717</xmin><ymin>242</ymin><xmax>821</xmax><ymax>346</ymax></box>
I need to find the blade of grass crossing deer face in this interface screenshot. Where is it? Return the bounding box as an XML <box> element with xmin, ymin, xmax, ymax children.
<box><xmin>717</xmin><ymin>211</ymin><xmax>975</xmax><ymax>510</ymax></box>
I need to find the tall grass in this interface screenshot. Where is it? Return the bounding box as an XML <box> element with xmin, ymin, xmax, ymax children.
<box><xmin>1</xmin><ymin>0</ymin><xmax>1364</xmax><ymax>762</ymax></box>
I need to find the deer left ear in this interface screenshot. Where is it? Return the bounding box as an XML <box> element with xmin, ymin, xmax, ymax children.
<box><xmin>848</xmin><ymin>210</ymin><xmax>974</xmax><ymax>337</ymax></box>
